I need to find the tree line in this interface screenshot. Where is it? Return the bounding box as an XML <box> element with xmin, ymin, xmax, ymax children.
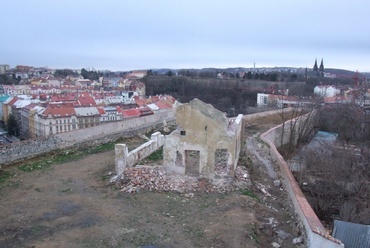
<box><xmin>143</xmin><ymin>75</ymin><xmax>271</xmax><ymax>116</ymax></box>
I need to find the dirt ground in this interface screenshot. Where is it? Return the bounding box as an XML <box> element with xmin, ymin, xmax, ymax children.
<box><xmin>0</xmin><ymin>119</ymin><xmax>304</xmax><ymax>248</ymax></box>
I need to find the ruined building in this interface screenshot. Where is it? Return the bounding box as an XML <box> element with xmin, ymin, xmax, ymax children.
<box><xmin>163</xmin><ymin>98</ymin><xmax>243</xmax><ymax>180</ymax></box>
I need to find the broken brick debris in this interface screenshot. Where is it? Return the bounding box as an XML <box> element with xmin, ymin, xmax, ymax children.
<box><xmin>116</xmin><ymin>165</ymin><xmax>252</xmax><ymax>194</ymax></box>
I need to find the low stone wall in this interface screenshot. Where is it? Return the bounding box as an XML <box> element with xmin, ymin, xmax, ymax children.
<box><xmin>0</xmin><ymin>110</ymin><xmax>175</xmax><ymax>166</ymax></box>
<box><xmin>260</xmin><ymin>114</ymin><xmax>344</xmax><ymax>248</ymax></box>
<box><xmin>113</xmin><ymin>132</ymin><xmax>164</xmax><ymax>181</ymax></box>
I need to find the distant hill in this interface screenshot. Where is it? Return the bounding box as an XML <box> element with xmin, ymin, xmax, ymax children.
<box><xmin>325</xmin><ymin>68</ymin><xmax>369</xmax><ymax>79</ymax></box>
<box><xmin>361</xmin><ymin>72</ymin><xmax>370</xmax><ymax>79</ymax></box>
<box><xmin>150</xmin><ymin>67</ymin><xmax>369</xmax><ymax>79</ymax></box>
<box><xmin>325</xmin><ymin>68</ymin><xmax>356</xmax><ymax>78</ymax></box>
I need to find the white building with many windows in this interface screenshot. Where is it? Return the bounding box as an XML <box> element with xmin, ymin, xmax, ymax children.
<box><xmin>314</xmin><ymin>85</ymin><xmax>340</xmax><ymax>97</ymax></box>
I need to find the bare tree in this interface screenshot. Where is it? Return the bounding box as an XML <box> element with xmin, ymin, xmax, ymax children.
<box><xmin>274</xmin><ymin>95</ymin><xmax>320</xmax><ymax>156</ymax></box>
<box><xmin>299</xmin><ymin>143</ymin><xmax>369</xmax><ymax>224</ymax></box>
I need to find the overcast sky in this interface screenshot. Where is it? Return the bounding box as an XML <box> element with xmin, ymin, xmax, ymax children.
<box><xmin>1</xmin><ymin>0</ymin><xmax>370</xmax><ymax>72</ymax></box>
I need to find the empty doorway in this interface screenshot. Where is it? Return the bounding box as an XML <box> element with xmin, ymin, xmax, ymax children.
<box><xmin>185</xmin><ymin>150</ymin><xmax>200</xmax><ymax>176</ymax></box>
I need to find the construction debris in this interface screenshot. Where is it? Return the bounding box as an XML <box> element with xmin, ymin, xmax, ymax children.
<box><xmin>116</xmin><ymin>164</ymin><xmax>253</xmax><ymax>194</ymax></box>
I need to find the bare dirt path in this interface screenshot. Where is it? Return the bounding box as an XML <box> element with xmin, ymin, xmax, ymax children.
<box><xmin>0</xmin><ymin>124</ymin><xmax>303</xmax><ymax>248</ymax></box>
<box><xmin>246</xmin><ymin>133</ymin><xmax>278</xmax><ymax>179</ymax></box>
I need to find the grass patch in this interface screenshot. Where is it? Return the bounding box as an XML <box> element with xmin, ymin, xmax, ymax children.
<box><xmin>101</xmin><ymin>175</ymin><xmax>110</xmax><ymax>181</ymax></box>
<box><xmin>18</xmin><ymin>141</ymin><xmax>116</xmax><ymax>173</ymax></box>
<box><xmin>240</xmin><ymin>189</ymin><xmax>259</xmax><ymax>201</ymax></box>
<box><xmin>0</xmin><ymin>170</ymin><xmax>13</xmax><ymax>183</ymax></box>
<box><xmin>144</xmin><ymin>147</ymin><xmax>163</xmax><ymax>162</ymax></box>
<box><xmin>59</xmin><ymin>188</ymin><xmax>72</xmax><ymax>193</ymax></box>
<box><xmin>89</xmin><ymin>142</ymin><xmax>115</xmax><ymax>153</ymax></box>
<box><xmin>31</xmin><ymin>224</ymin><xmax>46</xmax><ymax>234</ymax></box>
<box><xmin>18</xmin><ymin>159</ymin><xmax>53</xmax><ymax>172</ymax></box>
<box><xmin>250</xmin><ymin>224</ymin><xmax>260</xmax><ymax>244</ymax></box>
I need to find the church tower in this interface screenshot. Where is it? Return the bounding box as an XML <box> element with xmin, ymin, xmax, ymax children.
<box><xmin>319</xmin><ymin>58</ymin><xmax>324</xmax><ymax>76</ymax></box>
<box><xmin>313</xmin><ymin>59</ymin><xmax>318</xmax><ymax>72</ymax></box>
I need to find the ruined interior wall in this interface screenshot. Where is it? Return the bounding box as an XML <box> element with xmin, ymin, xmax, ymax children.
<box><xmin>232</xmin><ymin>114</ymin><xmax>244</xmax><ymax>171</ymax></box>
<box><xmin>163</xmin><ymin>134</ymin><xmax>207</xmax><ymax>176</ymax></box>
<box><xmin>114</xmin><ymin>132</ymin><xmax>164</xmax><ymax>181</ymax></box>
<box><xmin>260</xmin><ymin>113</ymin><xmax>343</xmax><ymax>248</ymax></box>
<box><xmin>127</xmin><ymin>132</ymin><xmax>164</xmax><ymax>166</ymax></box>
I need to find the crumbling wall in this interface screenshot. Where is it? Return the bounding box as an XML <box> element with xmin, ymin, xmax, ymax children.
<box><xmin>163</xmin><ymin>135</ymin><xmax>208</xmax><ymax>176</ymax></box>
<box><xmin>163</xmin><ymin>100</ymin><xmax>243</xmax><ymax>180</ymax></box>
<box><xmin>184</xmin><ymin>150</ymin><xmax>201</xmax><ymax>176</ymax></box>
<box><xmin>214</xmin><ymin>149</ymin><xmax>229</xmax><ymax>176</ymax></box>
<box><xmin>261</xmin><ymin>113</ymin><xmax>344</xmax><ymax>248</ymax></box>
<box><xmin>113</xmin><ymin>132</ymin><xmax>164</xmax><ymax>182</ymax></box>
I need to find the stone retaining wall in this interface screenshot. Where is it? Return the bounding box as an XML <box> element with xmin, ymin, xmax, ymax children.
<box><xmin>0</xmin><ymin>110</ymin><xmax>175</xmax><ymax>166</ymax></box>
<box><xmin>260</xmin><ymin>113</ymin><xmax>344</xmax><ymax>248</ymax></box>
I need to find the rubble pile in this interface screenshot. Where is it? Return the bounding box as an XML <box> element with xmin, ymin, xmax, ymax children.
<box><xmin>233</xmin><ymin>165</ymin><xmax>252</xmax><ymax>189</ymax></box>
<box><xmin>118</xmin><ymin>165</ymin><xmax>253</xmax><ymax>194</ymax></box>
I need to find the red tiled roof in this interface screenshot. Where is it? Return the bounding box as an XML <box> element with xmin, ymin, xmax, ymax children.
<box><xmin>97</xmin><ymin>107</ymin><xmax>106</xmax><ymax>115</ymax></box>
<box><xmin>77</xmin><ymin>93</ymin><xmax>96</xmax><ymax>106</ymax></box>
<box><xmin>139</xmin><ymin>107</ymin><xmax>154</xmax><ymax>116</ymax></box>
<box><xmin>122</xmin><ymin>108</ymin><xmax>141</xmax><ymax>118</ymax></box>
<box><xmin>161</xmin><ymin>95</ymin><xmax>176</xmax><ymax>104</ymax></box>
<box><xmin>155</xmin><ymin>101</ymin><xmax>172</xmax><ymax>109</ymax></box>
<box><xmin>115</xmin><ymin>106</ymin><xmax>122</xmax><ymax>112</ymax></box>
<box><xmin>8</xmin><ymin>97</ymin><xmax>19</xmax><ymax>106</ymax></box>
<box><xmin>42</xmin><ymin>106</ymin><xmax>76</xmax><ymax>117</ymax></box>
<box><xmin>150</xmin><ymin>96</ymin><xmax>159</xmax><ymax>102</ymax></box>
<box><xmin>50</xmin><ymin>94</ymin><xmax>77</xmax><ymax>102</ymax></box>
<box><xmin>135</xmin><ymin>99</ymin><xmax>146</xmax><ymax>107</ymax></box>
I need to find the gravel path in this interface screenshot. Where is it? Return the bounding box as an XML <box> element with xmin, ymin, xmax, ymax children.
<box><xmin>246</xmin><ymin>133</ymin><xmax>278</xmax><ymax>179</ymax></box>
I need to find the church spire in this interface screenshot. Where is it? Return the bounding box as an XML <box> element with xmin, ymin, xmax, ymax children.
<box><xmin>319</xmin><ymin>58</ymin><xmax>324</xmax><ymax>72</ymax></box>
<box><xmin>319</xmin><ymin>58</ymin><xmax>324</xmax><ymax>76</ymax></box>
<box><xmin>313</xmin><ymin>59</ymin><xmax>318</xmax><ymax>71</ymax></box>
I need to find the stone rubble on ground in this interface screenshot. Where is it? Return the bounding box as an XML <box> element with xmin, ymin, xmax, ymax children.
<box><xmin>115</xmin><ymin>164</ymin><xmax>252</xmax><ymax>194</ymax></box>
<box><xmin>292</xmin><ymin>236</ymin><xmax>303</xmax><ymax>244</ymax></box>
<box><xmin>271</xmin><ymin>242</ymin><xmax>281</xmax><ymax>248</ymax></box>
<box><xmin>273</xmin><ymin>179</ymin><xmax>281</xmax><ymax>187</ymax></box>
<box><xmin>275</xmin><ymin>229</ymin><xmax>292</xmax><ymax>240</ymax></box>
<box><xmin>255</xmin><ymin>182</ymin><xmax>272</xmax><ymax>197</ymax></box>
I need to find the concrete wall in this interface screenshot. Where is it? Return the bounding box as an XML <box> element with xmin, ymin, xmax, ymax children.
<box><xmin>56</xmin><ymin>110</ymin><xmax>174</xmax><ymax>147</ymax></box>
<box><xmin>113</xmin><ymin>132</ymin><xmax>164</xmax><ymax>181</ymax></box>
<box><xmin>0</xmin><ymin>110</ymin><xmax>175</xmax><ymax>166</ymax></box>
<box><xmin>243</xmin><ymin>108</ymin><xmax>292</xmax><ymax>122</ymax></box>
<box><xmin>260</xmin><ymin>113</ymin><xmax>344</xmax><ymax>248</ymax></box>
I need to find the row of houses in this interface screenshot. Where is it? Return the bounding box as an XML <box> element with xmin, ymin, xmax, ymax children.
<box><xmin>0</xmin><ymin>80</ymin><xmax>146</xmax><ymax>97</ymax></box>
<box><xmin>1</xmin><ymin>93</ymin><xmax>176</xmax><ymax>139</ymax></box>
<box><xmin>257</xmin><ymin>85</ymin><xmax>370</xmax><ymax>108</ymax></box>
<box><xmin>0</xmin><ymin>65</ymin><xmax>148</xmax><ymax>98</ymax></box>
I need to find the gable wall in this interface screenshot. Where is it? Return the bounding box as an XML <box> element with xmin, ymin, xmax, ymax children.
<box><xmin>164</xmin><ymin>102</ymin><xmax>242</xmax><ymax>179</ymax></box>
